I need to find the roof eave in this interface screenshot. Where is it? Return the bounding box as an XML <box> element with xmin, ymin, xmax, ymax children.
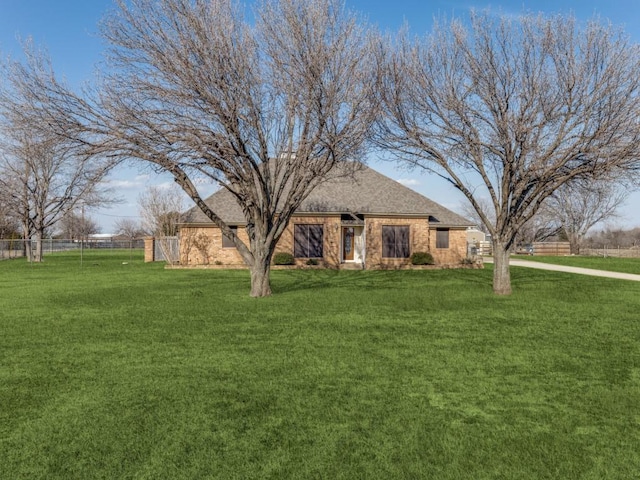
<box><xmin>294</xmin><ymin>211</ymin><xmax>431</xmax><ymax>218</ymax></box>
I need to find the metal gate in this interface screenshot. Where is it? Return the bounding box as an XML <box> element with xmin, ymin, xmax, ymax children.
<box><xmin>153</xmin><ymin>237</ymin><xmax>179</xmax><ymax>263</ymax></box>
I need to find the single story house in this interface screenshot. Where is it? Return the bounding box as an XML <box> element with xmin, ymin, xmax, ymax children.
<box><xmin>178</xmin><ymin>164</ymin><xmax>474</xmax><ymax>269</ymax></box>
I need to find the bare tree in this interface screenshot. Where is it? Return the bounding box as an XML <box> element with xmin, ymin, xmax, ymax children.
<box><xmin>586</xmin><ymin>226</ymin><xmax>640</xmax><ymax>249</ymax></box>
<box><xmin>138</xmin><ymin>185</ymin><xmax>184</xmax><ymax>238</ymax></box>
<box><xmin>0</xmin><ymin>175</ymin><xmax>17</xmax><ymax>238</ymax></box>
<box><xmin>57</xmin><ymin>211</ymin><xmax>101</xmax><ymax>240</ymax></box>
<box><xmin>376</xmin><ymin>12</ymin><xmax>640</xmax><ymax>294</ymax></box>
<box><xmin>0</xmin><ymin>45</ymin><xmax>117</xmax><ymax>262</ymax></box>
<box><xmin>138</xmin><ymin>185</ymin><xmax>184</xmax><ymax>264</ymax></box>
<box><xmin>0</xmin><ymin>133</ymin><xmax>112</xmax><ymax>261</ymax></box>
<box><xmin>10</xmin><ymin>0</ymin><xmax>376</xmax><ymax>296</ymax></box>
<box><xmin>0</xmin><ymin>195</ymin><xmax>20</xmax><ymax>239</ymax></box>
<box><xmin>460</xmin><ymin>197</ymin><xmax>561</xmax><ymax>246</ymax></box>
<box><xmin>114</xmin><ymin>218</ymin><xmax>145</xmax><ymax>251</ymax></box>
<box><xmin>545</xmin><ymin>178</ymin><xmax>627</xmax><ymax>254</ymax></box>
<box><xmin>459</xmin><ymin>198</ymin><xmax>494</xmax><ymax>234</ymax></box>
<box><xmin>115</xmin><ymin>218</ymin><xmax>145</xmax><ymax>240</ymax></box>
<box><xmin>513</xmin><ymin>209</ymin><xmax>562</xmax><ymax>246</ymax></box>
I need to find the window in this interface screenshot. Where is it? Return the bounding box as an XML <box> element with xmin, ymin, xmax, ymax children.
<box><xmin>382</xmin><ymin>225</ymin><xmax>410</xmax><ymax>258</ymax></box>
<box><xmin>294</xmin><ymin>224</ymin><xmax>324</xmax><ymax>258</ymax></box>
<box><xmin>436</xmin><ymin>228</ymin><xmax>449</xmax><ymax>249</ymax></box>
<box><xmin>222</xmin><ymin>226</ymin><xmax>237</xmax><ymax>248</ymax></box>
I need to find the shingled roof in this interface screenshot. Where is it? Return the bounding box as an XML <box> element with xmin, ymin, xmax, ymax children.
<box><xmin>182</xmin><ymin>164</ymin><xmax>473</xmax><ymax>227</ymax></box>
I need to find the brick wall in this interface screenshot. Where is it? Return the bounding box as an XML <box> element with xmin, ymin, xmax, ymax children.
<box><xmin>179</xmin><ymin>217</ymin><xmax>469</xmax><ymax>268</ymax></box>
<box><xmin>277</xmin><ymin>216</ymin><xmax>342</xmax><ymax>267</ymax></box>
<box><xmin>364</xmin><ymin>216</ymin><xmax>430</xmax><ymax>268</ymax></box>
<box><xmin>429</xmin><ymin>227</ymin><xmax>468</xmax><ymax>265</ymax></box>
<box><xmin>180</xmin><ymin>226</ymin><xmax>249</xmax><ymax>265</ymax></box>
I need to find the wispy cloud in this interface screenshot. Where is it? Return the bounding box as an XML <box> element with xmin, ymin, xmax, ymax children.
<box><xmin>154</xmin><ymin>181</ymin><xmax>175</xmax><ymax>190</ymax></box>
<box><xmin>396</xmin><ymin>178</ymin><xmax>421</xmax><ymax>187</ymax></box>
<box><xmin>464</xmin><ymin>3</ymin><xmax>538</xmax><ymax>20</ymax></box>
<box><xmin>105</xmin><ymin>179</ymin><xmax>141</xmax><ymax>189</ymax></box>
<box><xmin>104</xmin><ymin>174</ymin><xmax>150</xmax><ymax>190</ymax></box>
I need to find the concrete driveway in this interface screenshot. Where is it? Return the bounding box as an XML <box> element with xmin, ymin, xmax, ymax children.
<box><xmin>483</xmin><ymin>257</ymin><xmax>640</xmax><ymax>282</ymax></box>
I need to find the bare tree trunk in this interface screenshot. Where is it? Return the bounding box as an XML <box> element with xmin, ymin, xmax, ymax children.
<box><xmin>249</xmin><ymin>247</ymin><xmax>273</xmax><ymax>298</ymax></box>
<box><xmin>33</xmin><ymin>229</ymin><xmax>44</xmax><ymax>262</ymax></box>
<box><xmin>568</xmin><ymin>236</ymin><xmax>581</xmax><ymax>255</ymax></box>
<box><xmin>492</xmin><ymin>240</ymin><xmax>512</xmax><ymax>295</ymax></box>
<box><xmin>22</xmin><ymin>222</ymin><xmax>32</xmax><ymax>262</ymax></box>
<box><xmin>563</xmin><ymin>229</ymin><xmax>582</xmax><ymax>255</ymax></box>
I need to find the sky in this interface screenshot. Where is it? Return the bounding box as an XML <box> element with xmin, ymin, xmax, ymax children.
<box><xmin>1</xmin><ymin>0</ymin><xmax>640</xmax><ymax>233</ymax></box>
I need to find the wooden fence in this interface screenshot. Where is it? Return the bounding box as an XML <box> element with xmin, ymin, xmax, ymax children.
<box><xmin>531</xmin><ymin>242</ymin><xmax>571</xmax><ymax>256</ymax></box>
<box><xmin>471</xmin><ymin>241</ymin><xmax>571</xmax><ymax>256</ymax></box>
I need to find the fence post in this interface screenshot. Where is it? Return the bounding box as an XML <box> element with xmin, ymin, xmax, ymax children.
<box><xmin>144</xmin><ymin>237</ymin><xmax>155</xmax><ymax>262</ymax></box>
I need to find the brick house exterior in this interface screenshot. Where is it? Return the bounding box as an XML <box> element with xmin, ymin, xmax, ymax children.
<box><xmin>179</xmin><ymin>165</ymin><xmax>473</xmax><ymax>268</ymax></box>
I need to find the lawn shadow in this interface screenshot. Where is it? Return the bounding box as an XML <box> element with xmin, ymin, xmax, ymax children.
<box><xmin>271</xmin><ymin>267</ymin><xmax>494</xmax><ymax>296</ymax></box>
<box><xmin>271</xmin><ymin>269</ymin><xmax>399</xmax><ymax>294</ymax></box>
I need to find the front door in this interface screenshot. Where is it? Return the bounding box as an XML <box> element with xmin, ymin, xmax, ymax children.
<box><xmin>343</xmin><ymin>227</ymin><xmax>354</xmax><ymax>261</ymax></box>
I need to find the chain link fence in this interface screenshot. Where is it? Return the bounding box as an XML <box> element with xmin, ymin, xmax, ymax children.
<box><xmin>0</xmin><ymin>238</ymin><xmax>145</xmax><ymax>260</ymax></box>
<box><xmin>153</xmin><ymin>237</ymin><xmax>179</xmax><ymax>264</ymax></box>
<box><xmin>0</xmin><ymin>239</ymin><xmax>24</xmax><ymax>259</ymax></box>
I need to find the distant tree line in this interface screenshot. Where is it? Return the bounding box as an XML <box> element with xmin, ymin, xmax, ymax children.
<box><xmin>584</xmin><ymin>227</ymin><xmax>640</xmax><ymax>249</ymax></box>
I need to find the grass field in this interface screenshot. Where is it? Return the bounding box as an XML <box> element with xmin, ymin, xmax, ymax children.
<box><xmin>2</xmin><ymin>251</ymin><xmax>640</xmax><ymax>479</ymax></box>
<box><xmin>518</xmin><ymin>255</ymin><xmax>640</xmax><ymax>274</ymax></box>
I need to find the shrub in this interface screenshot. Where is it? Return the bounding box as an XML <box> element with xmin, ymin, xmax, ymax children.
<box><xmin>306</xmin><ymin>258</ymin><xmax>319</xmax><ymax>266</ymax></box>
<box><xmin>273</xmin><ymin>252</ymin><xmax>295</xmax><ymax>265</ymax></box>
<box><xmin>411</xmin><ymin>251</ymin><xmax>434</xmax><ymax>265</ymax></box>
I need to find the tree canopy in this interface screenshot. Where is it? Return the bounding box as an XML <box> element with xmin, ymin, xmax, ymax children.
<box><xmin>376</xmin><ymin>12</ymin><xmax>640</xmax><ymax>294</ymax></box>
<box><xmin>1</xmin><ymin>0</ymin><xmax>377</xmax><ymax>295</ymax></box>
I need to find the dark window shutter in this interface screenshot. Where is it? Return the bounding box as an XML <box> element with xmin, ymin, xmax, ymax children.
<box><xmin>382</xmin><ymin>225</ymin><xmax>410</xmax><ymax>258</ymax></box>
<box><xmin>436</xmin><ymin>228</ymin><xmax>449</xmax><ymax>249</ymax></box>
<box><xmin>294</xmin><ymin>224</ymin><xmax>324</xmax><ymax>258</ymax></box>
<box><xmin>294</xmin><ymin>225</ymin><xmax>307</xmax><ymax>257</ymax></box>
<box><xmin>308</xmin><ymin>225</ymin><xmax>324</xmax><ymax>258</ymax></box>
<box><xmin>397</xmin><ymin>226</ymin><xmax>410</xmax><ymax>258</ymax></box>
<box><xmin>222</xmin><ymin>226</ymin><xmax>237</xmax><ymax>248</ymax></box>
<box><xmin>382</xmin><ymin>226</ymin><xmax>395</xmax><ymax>258</ymax></box>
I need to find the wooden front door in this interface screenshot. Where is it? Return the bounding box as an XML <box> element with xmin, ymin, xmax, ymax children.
<box><xmin>343</xmin><ymin>227</ymin><xmax>354</xmax><ymax>261</ymax></box>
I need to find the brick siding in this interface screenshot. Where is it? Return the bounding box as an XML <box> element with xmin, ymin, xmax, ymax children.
<box><xmin>180</xmin><ymin>226</ymin><xmax>249</xmax><ymax>265</ymax></box>
<box><xmin>179</xmin><ymin>216</ymin><xmax>469</xmax><ymax>268</ymax></box>
<box><xmin>144</xmin><ymin>237</ymin><xmax>155</xmax><ymax>262</ymax></box>
<box><xmin>364</xmin><ymin>216</ymin><xmax>429</xmax><ymax>268</ymax></box>
<box><xmin>429</xmin><ymin>227</ymin><xmax>468</xmax><ymax>265</ymax></box>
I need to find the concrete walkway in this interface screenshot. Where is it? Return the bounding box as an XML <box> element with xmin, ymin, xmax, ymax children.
<box><xmin>483</xmin><ymin>257</ymin><xmax>640</xmax><ymax>282</ymax></box>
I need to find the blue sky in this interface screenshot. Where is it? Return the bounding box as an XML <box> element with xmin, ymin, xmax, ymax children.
<box><xmin>2</xmin><ymin>0</ymin><xmax>640</xmax><ymax>232</ymax></box>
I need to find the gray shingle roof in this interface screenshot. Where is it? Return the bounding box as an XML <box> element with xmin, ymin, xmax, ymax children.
<box><xmin>182</xmin><ymin>164</ymin><xmax>473</xmax><ymax>227</ymax></box>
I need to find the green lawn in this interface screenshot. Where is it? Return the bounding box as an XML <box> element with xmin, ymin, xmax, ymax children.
<box><xmin>2</xmin><ymin>252</ymin><xmax>640</xmax><ymax>479</ymax></box>
<box><xmin>519</xmin><ymin>255</ymin><xmax>640</xmax><ymax>274</ymax></box>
